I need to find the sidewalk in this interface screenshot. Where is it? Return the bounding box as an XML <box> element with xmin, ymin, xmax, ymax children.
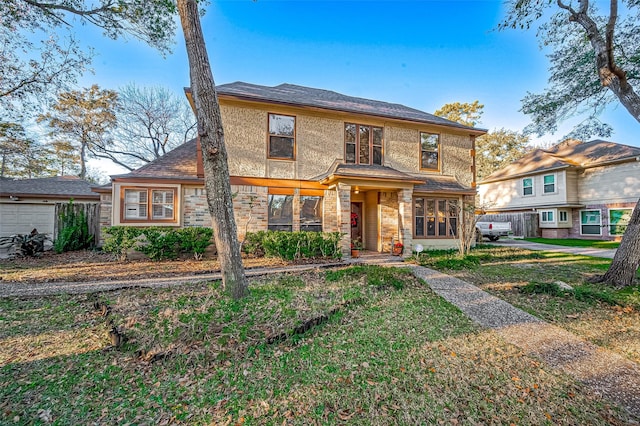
<box><xmin>488</xmin><ymin>239</ymin><xmax>617</xmax><ymax>259</ymax></box>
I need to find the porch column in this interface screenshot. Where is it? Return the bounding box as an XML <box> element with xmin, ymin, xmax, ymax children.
<box><xmin>398</xmin><ymin>188</ymin><xmax>413</xmax><ymax>258</ymax></box>
<box><xmin>337</xmin><ymin>183</ymin><xmax>352</xmax><ymax>257</ymax></box>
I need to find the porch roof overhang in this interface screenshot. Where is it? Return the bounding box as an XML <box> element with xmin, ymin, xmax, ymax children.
<box><xmin>320</xmin><ymin>164</ymin><xmax>424</xmax><ymax>189</ymax></box>
<box><xmin>483</xmin><ymin>203</ymin><xmax>585</xmax><ymax>213</ymax></box>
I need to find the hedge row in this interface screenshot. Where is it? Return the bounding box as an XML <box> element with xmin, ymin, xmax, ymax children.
<box><xmin>103</xmin><ymin>226</ymin><xmax>213</xmax><ymax>261</ymax></box>
<box><xmin>243</xmin><ymin>230</ymin><xmax>342</xmax><ymax>260</ymax></box>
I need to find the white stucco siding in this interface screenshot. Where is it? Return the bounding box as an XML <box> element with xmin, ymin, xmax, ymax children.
<box><xmin>578</xmin><ymin>162</ymin><xmax>640</xmax><ymax>205</ymax></box>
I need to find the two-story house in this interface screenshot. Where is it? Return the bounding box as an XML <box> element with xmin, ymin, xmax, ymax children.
<box><xmin>478</xmin><ymin>139</ymin><xmax>640</xmax><ymax>240</ymax></box>
<box><xmin>95</xmin><ymin>82</ymin><xmax>485</xmax><ymax>255</ymax></box>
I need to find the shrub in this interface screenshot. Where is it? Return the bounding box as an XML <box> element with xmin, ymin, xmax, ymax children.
<box><xmin>136</xmin><ymin>227</ymin><xmax>182</xmax><ymax>261</ymax></box>
<box><xmin>103</xmin><ymin>227</ymin><xmax>144</xmax><ymax>261</ymax></box>
<box><xmin>243</xmin><ymin>231</ymin><xmax>342</xmax><ymax>260</ymax></box>
<box><xmin>103</xmin><ymin>226</ymin><xmax>215</xmax><ymax>261</ymax></box>
<box><xmin>178</xmin><ymin>227</ymin><xmax>214</xmax><ymax>260</ymax></box>
<box><xmin>54</xmin><ymin>201</ymin><xmax>93</xmax><ymax>253</ymax></box>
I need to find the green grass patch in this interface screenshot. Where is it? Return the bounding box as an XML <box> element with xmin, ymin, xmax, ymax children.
<box><xmin>525</xmin><ymin>238</ymin><xmax>620</xmax><ymax>249</ymax></box>
<box><xmin>0</xmin><ymin>265</ymin><xmax>636</xmax><ymax>424</ymax></box>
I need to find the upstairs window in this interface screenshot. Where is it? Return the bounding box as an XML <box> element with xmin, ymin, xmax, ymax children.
<box><xmin>522</xmin><ymin>178</ymin><xmax>533</xmax><ymax>196</ymax></box>
<box><xmin>543</xmin><ymin>174</ymin><xmax>555</xmax><ymax>194</ymax></box>
<box><xmin>420</xmin><ymin>132</ymin><xmax>440</xmax><ymax>170</ymax></box>
<box><xmin>345</xmin><ymin>123</ymin><xmax>383</xmax><ymax>165</ymax></box>
<box><xmin>268</xmin><ymin>113</ymin><xmax>295</xmax><ymax>159</ymax></box>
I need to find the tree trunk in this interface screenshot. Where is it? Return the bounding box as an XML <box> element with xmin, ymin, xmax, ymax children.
<box><xmin>591</xmin><ymin>200</ymin><xmax>640</xmax><ymax>287</ymax></box>
<box><xmin>568</xmin><ymin>6</ymin><xmax>640</xmax><ymax>286</ymax></box>
<box><xmin>176</xmin><ymin>0</ymin><xmax>248</xmax><ymax>299</ymax></box>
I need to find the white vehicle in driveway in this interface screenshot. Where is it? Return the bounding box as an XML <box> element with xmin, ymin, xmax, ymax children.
<box><xmin>476</xmin><ymin>221</ymin><xmax>512</xmax><ymax>242</ymax></box>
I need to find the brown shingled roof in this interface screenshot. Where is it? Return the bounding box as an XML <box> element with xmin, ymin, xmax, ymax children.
<box><xmin>413</xmin><ymin>175</ymin><xmax>475</xmax><ymax>194</ymax></box>
<box><xmin>216</xmin><ymin>82</ymin><xmax>486</xmax><ymax>134</ymax></box>
<box><xmin>0</xmin><ymin>176</ymin><xmax>99</xmax><ymax>199</ymax></box>
<box><xmin>481</xmin><ymin>139</ymin><xmax>640</xmax><ymax>183</ymax></box>
<box><xmin>114</xmin><ymin>139</ymin><xmax>199</xmax><ymax>180</ymax></box>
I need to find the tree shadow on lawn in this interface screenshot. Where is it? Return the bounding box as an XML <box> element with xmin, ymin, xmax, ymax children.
<box><xmin>0</xmin><ymin>267</ymin><xmax>637</xmax><ymax>424</ymax></box>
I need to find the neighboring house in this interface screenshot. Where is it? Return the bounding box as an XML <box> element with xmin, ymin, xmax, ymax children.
<box><xmin>0</xmin><ymin>176</ymin><xmax>99</xmax><ymax>237</ymax></box>
<box><xmin>478</xmin><ymin>139</ymin><xmax>640</xmax><ymax>240</ymax></box>
<box><xmin>96</xmin><ymin>82</ymin><xmax>485</xmax><ymax>255</ymax></box>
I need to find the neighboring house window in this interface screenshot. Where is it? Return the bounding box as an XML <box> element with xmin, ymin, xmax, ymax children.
<box><xmin>420</xmin><ymin>132</ymin><xmax>440</xmax><ymax>170</ymax></box>
<box><xmin>123</xmin><ymin>188</ymin><xmax>176</xmax><ymax>221</ymax></box>
<box><xmin>300</xmin><ymin>196</ymin><xmax>323</xmax><ymax>232</ymax></box>
<box><xmin>414</xmin><ymin>197</ymin><xmax>458</xmax><ymax>238</ymax></box>
<box><xmin>609</xmin><ymin>208</ymin><xmax>632</xmax><ymax>236</ymax></box>
<box><xmin>345</xmin><ymin>123</ymin><xmax>383</xmax><ymax>165</ymax></box>
<box><xmin>268</xmin><ymin>113</ymin><xmax>295</xmax><ymax>159</ymax></box>
<box><xmin>522</xmin><ymin>178</ymin><xmax>533</xmax><ymax>196</ymax></box>
<box><xmin>580</xmin><ymin>210</ymin><xmax>601</xmax><ymax>235</ymax></box>
<box><xmin>559</xmin><ymin>210</ymin><xmax>568</xmax><ymax>223</ymax></box>
<box><xmin>540</xmin><ymin>210</ymin><xmax>554</xmax><ymax>223</ymax></box>
<box><xmin>268</xmin><ymin>194</ymin><xmax>293</xmax><ymax>231</ymax></box>
<box><xmin>543</xmin><ymin>174</ymin><xmax>555</xmax><ymax>194</ymax></box>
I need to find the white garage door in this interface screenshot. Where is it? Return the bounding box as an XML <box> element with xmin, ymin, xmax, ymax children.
<box><xmin>0</xmin><ymin>204</ymin><xmax>55</xmax><ymax>237</ymax></box>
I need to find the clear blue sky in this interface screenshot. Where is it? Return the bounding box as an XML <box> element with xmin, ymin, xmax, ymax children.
<box><xmin>76</xmin><ymin>0</ymin><xmax>639</xmax><ymax>175</ymax></box>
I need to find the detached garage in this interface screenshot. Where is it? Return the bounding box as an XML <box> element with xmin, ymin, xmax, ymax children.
<box><xmin>0</xmin><ymin>176</ymin><xmax>99</xmax><ymax>238</ymax></box>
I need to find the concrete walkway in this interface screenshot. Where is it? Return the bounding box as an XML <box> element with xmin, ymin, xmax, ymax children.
<box><xmin>489</xmin><ymin>238</ymin><xmax>618</xmax><ymax>259</ymax></box>
<box><xmin>405</xmin><ymin>263</ymin><xmax>640</xmax><ymax>419</ymax></box>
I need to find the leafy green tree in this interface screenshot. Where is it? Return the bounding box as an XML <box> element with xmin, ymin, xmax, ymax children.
<box><xmin>476</xmin><ymin>129</ymin><xmax>531</xmax><ymax>181</ymax></box>
<box><xmin>434</xmin><ymin>101</ymin><xmax>484</xmax><ymax>127</ymax></box>
<box><xmin>51</xmin><ymin>140</ymin><xmax>80</xmax><ymax>176</ymax></box>
<box><xmin>501</xmin><ymin>0</ymin><xmax>640</xmax><ymax>287</ymax></box>
<box><xmin>0</xmin><ymin>122</ymin><xmax>55</xmax><ymax>178</ymax></box>
<box><xmin>9</xmin><ymin>0</ymin><xmax>248</xmax><ymax>298</ymax></box>
<box><xmin>38</xmin><ymin>85</ymin><xmax>118</xmax><ymax>180</ymax></box>
<box><xmin>434</xmin><ymin>102</ymin><xmax>531</xmax><ymax>181</ymax></box>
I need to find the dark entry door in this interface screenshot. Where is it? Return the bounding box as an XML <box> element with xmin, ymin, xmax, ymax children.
<box><xmin>351</xmin><ymin>202</ymin><xmax>363</xmax><ymax>245</ymax></box>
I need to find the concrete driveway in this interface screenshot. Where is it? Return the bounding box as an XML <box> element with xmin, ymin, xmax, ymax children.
<box><xmin>488</xmin><ymin>238</ymin><xmax>617</xmax><ymax>259</ymax></box>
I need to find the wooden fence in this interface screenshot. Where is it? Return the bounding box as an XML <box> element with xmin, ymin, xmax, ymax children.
<box><xmin>54</xmin><ymin>202</ymin><xmax>100</xmax><ymax>245</ymax></box>
<box><xmin>477</xmin><ymin>212</ymin><xmax>540</xmax><ymax>238</ymax></box>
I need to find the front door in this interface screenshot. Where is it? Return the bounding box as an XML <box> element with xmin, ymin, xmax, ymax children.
<box><xmin>351</xmin><ymin>202</ymin><xmax>363</xmax><ymax>246</ymax></box>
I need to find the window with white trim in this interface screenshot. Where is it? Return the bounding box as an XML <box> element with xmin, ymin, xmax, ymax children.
<box><xmin>580</xmin><ymin>210</ymin><xmax>601</xmax><ymax>235</ymax></box>
<box><xmin>559</xmin><ymin>210</ymin><xmax>568</xmax><ymax>222</ymax></box>
<box><xmin>523</xmin><ymin>177</ymin><xmax>533</xmax><ymax>196</ymax></box>
<box><xmin>543</xmin><ymin>174</ymin><xmax>555</xmax><ymax>194</ymax></box>
<box><xmin>540</xmin><ymin>210</ymin><xmax>554</xmax><ymax>223</ymax></box>
<box><xmin>609</xmin><ymin>208</ymin><xmax>632</xmax><ymax>236</ymax></box>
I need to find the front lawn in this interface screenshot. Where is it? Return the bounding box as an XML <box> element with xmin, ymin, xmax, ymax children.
<box><xmin>1</xmin><ymin>265</ymin><xmax>634</xmax><ymax>424</ymax></box>
<box><xmin>414</xmin><ymin>246</ymin><xmax>640</xmax><ymax>364</ymax></box>
<box><xmin>524</xmin><ymin>238</ymin><xmax>620</xmax><ymax>249</ymax></box>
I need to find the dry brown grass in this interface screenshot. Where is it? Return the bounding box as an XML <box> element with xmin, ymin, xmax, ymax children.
<box><xmin>0</xmin><ymin>250</ymin><xmax>314</xmax><ymax>283</ymax></box>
